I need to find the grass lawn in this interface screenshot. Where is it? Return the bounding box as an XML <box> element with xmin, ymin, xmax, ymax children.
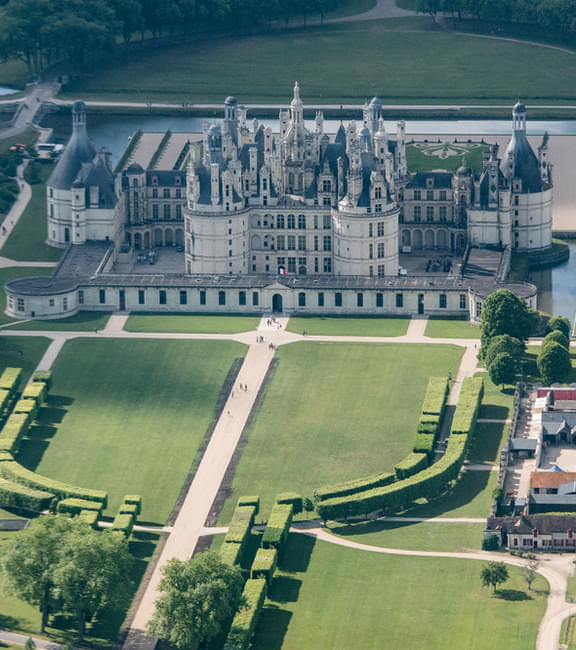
<box><xmin>328</xmin><ymin>519</ymin><xmax>485</xmax><ymax>552</ymax></box>
<box><xmin>61</xmin><ymin>20</ymin><xmax>576</xmax><ymax>104</ymax></box>
<box><xmin>467</xmin><ymin>421</ymin><xmax>509</xmax><ymax>465</ymax></box>
<box><xmin>0</xmin><ymin>336</ymin><xmax>51</xmax><ymax>385</ymax></box>
<box><xmin>252</xmin><ymin>535</ymin><xmax>548</xmax><ymax>650</ymax></box>
<box><xmin>4</xmin><ymin>311</ymin><xmax>111</xmax><ymax>332</ymax></box>
<box><xmin>0</xmin><ymin>529</ymin><xmax>159</xmax><ymax>647</ymax></box>
<box><xmin>0</xmin><ymin>267</ymin><xmax>54</xmax><ymax>326</ymax></box>
<box><xmin>286</xmin><ymin>316</ymin><xmax>409</xmax><ymax>336</ymax></box>
<box><xmin>478</xmin><ymin>374</ymin><xmax>515</xmax><ymax>420</ymax></box>
<box><xmin>562</xmin><ymin>615</ymin><xmax>576</xmax><ymax>650</ymax></box>
<box><xmin>425</xmin><ymin>316</ymin><xmax>480</xmax><ymax>339</ymax></box>
<box><xmin>19</xmin><ymin>339</ymin><xmax>245</xmax><ymax>524</ymax></box>
<box><xmin>1</xmin><ymin>165</ymin><xmax>62</xmax><ymax>262</ymax></box>
<box><xmin>217</xmin><ymin>342</ymin><xmax>463</xmax><ymax>523</ymax></box>
<box><xmin>407</xmin><ymin>142</ymin><xmax>488</xmax><ymax>173</ymax></box>
<box><xmin>124</xmin><ymin>313</ymin><xmax>260</xmax><ymax>334</ymax></box>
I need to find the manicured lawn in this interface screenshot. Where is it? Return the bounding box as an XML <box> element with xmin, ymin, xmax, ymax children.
<box><xmin>124</xmin><ymin>313</ymin><xmax>260</xmax><ymax>334</ymax></box>
<box><xmin>4</xmin><ymin>311</ymin><xmax>111</xmax><ymax>332</ymax></box>
<box><xmin>407</xmin><ymin>142</ymin><xmax>488</xmax><ymax>173</ymax></box>
<box><xmin>61</xmin><ymin>20</ymin><xmax>576</xmax><ymax>104</ymax></box>
<box><xmin>478</xmin><ymin>374</ymin><xmax>515</xmax><ymax>420</ymax></box>
<box><xmin>0</xmin><ymin>529</ymin><xmax>160</xmax><ymax>647</ymax></box>
<box><xmin>0</xmin><ymin>336</ymin><xmax>51</xmax><ymax>385</ymax></box>
<box><xmin>218</xmin><ymin>342</ymin><xmax>463</xmax><ymax>523</ymax></box>
<box><xmin>403</xmin><ymin>469</ymin><xmax>498</xmax><ymax>518</ymax></box>
<box><xmin>1</xmin><ymin>165</ymin><xmax>62</xmax><ymax>262</ymax></box>
<box><xmin>19</xmin><ymin>339</ymin><xmax>245</xmax><ymax>524</ymax></box>
<box><xmin>467</xmin><ymin>421</ymin><xmax>509</xmax><ymax>465</ymax></box>
<box><xmin>0</xmin><ymin>267</ymin><xmax>54</xmax><ymax>325</ymax></box>
<box><xmin>328</xmin><ymin>519</ymin><xmax>485</xmax><ymax>552</ymax></box>
<box><xmin>425</xmin><ymin>316</ymin><xmax>480</xmax><ymax>339</ymax></box>
<box><xmin>286</xmin><ymin>316</ymin><xmax>409</xmax><ymax>336</ymax></box>
<box><xmin>252</xmin><ymin>535</ymin><xmax>548</xmax><ymax>650</ymax></box>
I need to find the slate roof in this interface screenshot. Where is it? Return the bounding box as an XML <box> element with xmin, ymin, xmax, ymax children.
<box><xmin>487</xmin><ymin>515</ymin><xmax>576</xmax><ymax>534</ymax></box>
<box><xmin>406</xmin><ymin>172</ymin><xmax>453</xmax><ymax>189</ymax></box>
<box><xmin>542</xmin><ymin>411</ymin><xmax>576</xmax><ymax>437</ymax></box>
<box><xmin>502</xmin><ymin>130</ymin><xmax>545</xmax><ymax>193</ymax></box>
<box><xmin>49</xmin><ymin>124</ymin><xmax>96</xmax><ymax>190</ymax></box>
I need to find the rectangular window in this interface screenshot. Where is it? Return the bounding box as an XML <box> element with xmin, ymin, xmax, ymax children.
<box><xmin>314</xmin><ymin>235</ymin><xmax>319</xmax><ymax>251</ymax></box>
<box><xmin>175</xmin><ymin>188</ymin><xmax>182</xmax><ymax>199</ymax></box>
<box><xmin>318</xmin><ymin>292</ymin><xmax>324</xmax><ymax>307</ymax></box>
<box><xmin>369</xmin><ymin>223</ymin><xmax>373</xmax><ymax>237</ymax></box>
<box><xmin>163</xmin><ymin>188</ymin><xmax>170</xmax><ymax>198</ymax></box>
<box><xmin>426</xmin><ymin>205</ymin><xmax>434</xmax><ymax>222</ymax></box>
<box><xmin>376</xmin><ymin>293</ymin><xmax>383</xmax><ymax>307</ymax></box>
<box><xmin>176</xmin><ymin>204</ymin><xmax>182</xmax><ymax>219</ymax></box>
<box><xmin>323</xmin><ymin>236</ymin><xmax>331</xmax><ymax>252</ymax></box>
<box><xmin>287</xmin><ymin>214</ymin><xmax>295</xmax><ymax>229</ymax></box>
<box><xmin>63</xmin><ymin>297</ymin><xmax>68</xmax><ymax>310</ymax></box>
<box><xmin>323</xmin><ymin>196</ymin><xmax>331</xmax><ymax>206</ymax></box>
<box><xmin>377</xmin><ymin>264</ymin><xmax>385</xmax><ymax>278</ymax></box>
<box><xmin>377</xmin><ymin>222</ymin><xmax>384</xmax><ymax>237</ymax></box>
<box><xmin>239</xmin><ymin>291</ymin><xmax>246</xmax><ymax>306</ymax></box>
<box><xmin>459</xmin><ymin>294</ymin><xmax>466</xmax><ymax>309</ymax></box>
<box><xmin>439</xmin><ymin>206</ymin><xmax>447</xmax><ymax>222</ymax></box>
<box><xmin>287</xmin><ymin>235</ymin><xmax>296</xmax><ymax>250</ymax></box>
<box><xmin>17</xmin><ymin>298</ymin><xmax>24</xmax><ymax>312</ymax></box>
<box><xmin>439</xmin><ymin>190</ymin><xmax>446</xmax><ymax>201</ymax></box>
<box><xmin>414</xmin><ymin>206</ymin><xmax>421</xmax><ymax>222</ymax></box>
<box><xmin>323</xmin><ymin>214</ymin><xmax>331</xmax><ymax>229</ymax></box>
<box><xmin>179</xmin><ymin>290</ymin><xmax>187</xmax><ymax>305</ymax></box>
<box><xmin>252</xmin><ymin>292</ymin><xmax>259</xmax><ymax>306</ymax></box>
<box><xmin>439</xmin><ymin>294</ymin><xmax>447</xmax><ymax>308</ymax></box>
<box><xmin>314</xmin><ymin>215</ymin><xmax>318</xmax><ymax>229</ymax></box>
<box><xmin>426</xmin><ymin>190</ymin><xmax>434</xmax><ymax>201</ymax></box>
<box><xmin>298</xmin><ymin>235</ymin><xmax>306</xmax><ymax>250</ymax></box>
<box><xmin>374</xmin><ymin>186</ymin><xmax>382</xmax><ymax>199</ymax></box>
<box><xmin>396</xmin><ymin>293</ymin><xmax>403</xmax><ymax>308</ymax></box>
<box><xmin>314</xmin><ymin>257</ymin><xmax>319</xmax><ymax>273</ymax></box>
<box><xmin>218</xmin><ymin>291</ymin><xmax>226</xmax><ymax>305</ymax></box>
<box><xmin>375</xmin><ymin>204</ymin><xmax>382</xmax><ymax>213</ymax></box>
<box><xmin>277</xmin><ymin>235</ymin><xmax>285</xmax><ymax>250</ymax></box>
<box><xmin>335</xmin><ymin>292</ymin><xmax>342</xmax><ymax>307</ymax></box>
<box><xmin>298</xmin><ymin>214</ymin><xmax>306</xmax><ymax>229</ymax></box>
<box><xmin>323</xmin><ymin>257</ymin><xmax>332</xmax><ymax>273</ymax></box>
<box><xmin>99</xmin><ymin>289</ymin><xmax>106</xmax><ymax>304</ymax></box>
<box><xmin>200</xmin><ymin>290</ymin><xmax>206</xmax><ymax>305</ymax></box>
<box><xmin>277</xmin><ymin>215</ymin><xmax>285</xmax><ymax>228</ymax></box>
<box><xmin>414</xmin><ymin>190</ymin><xmax>421</xmax><ymax>200</ymax></box>
<box><xmin>152</xmin><ymin>188</ymin><xmax>158</xmax><ymax>198</ymax></box>
<box><xmin>298</xmin><ymin>292</ymin><xmax>306</xmax><ymax>307</ymax></box>
<box><xmin>322</xmin><ymin>179</ymin><xmax>331</xmax><ymax>192</ymax></box>
<box><xmin>287</xmin><ymin>257</ymin><xmax>296</xmax><ymax>273</ymax></box>
<box><xmin>369</xmin><ymin>243</ymin><xmax>373</xmax><ymax>259</ymax></box>
<box><xmin>377</xmin><ymin>243</ymin><xmax>385</xmax><ymax>258</ymax></box>
<box><xmin>164</xmin><ymin>204</ymin><xmax>171</xmax><ymax>219</ymax></box>
<box><xmin>159</xmin><ymin>290</ymin><xmax>167</xmax><ymax>305</ymax></box>
<box><xmin>357</xmin><ymin>293</ymin><xmax>363</xmax><ymax>307</ymax></box>
<box><xmin>78</xmin><ymin>290</ymin><xmax>84</xmax><ymax>305</ymax></box>
<box><xmin>49</xmin><ymin>299</ymin><xmax>54</xmax><ymax>307</ymax></box>
<box><xmin>152</xmin><ymin>204</ymin><xmax>159</xmax><ymax>220</ymax></box>
<box><xmin>138</xmin><ymin>289</ymin><xmax>145</xmax><ymax>305</ymax></box>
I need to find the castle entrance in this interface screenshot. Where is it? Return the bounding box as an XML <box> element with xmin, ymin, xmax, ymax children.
<box><xmin>272</xmin><ymin>294</ymin><xmax>283</xmax><ymax>313</ymax></box>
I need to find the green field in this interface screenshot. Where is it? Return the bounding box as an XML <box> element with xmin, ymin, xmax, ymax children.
<box><xmin>425</xmin><ymin>316</ymin><xmax>480</xmax><ymax>339</ymax></box>
<box><xmin>1</xmin><ymin>165</ymin><xmax>62</xmax><ymax>262</ymax></box>
<box><xmin>0</xmin><ymin>336</ymin><xmax>51</xmax><ymax>385</ymax></box>
<box><xmin>0</xmin><ymin>267</ymin><xmax>54</xmax><ymax>325</ymax></box>
<box><xmin>286</xmin><ymin>316</ymin><xmax>409</xmax><ymax>336</ymax></box>
<box><xmin>407</xmin><ymin>142</ymin><xmax>489</xmax><ymax>173</ymax></box>
<box><xmin>467</xmin><ymin>421</ymin><xmax>509</xmax><ymax>465</ymax></box>
<box><xmin>252</xmin><ymin>535</ymin><xmax>548</xmax><ymax>650</ymax></box>
<box><xmin>328</xmin><ymin>520</ymin><xmax>485</xmax><ymax>552</ymax></box>
<box><xmin>4</xmin><ymin>311</ymin><xmax>111</xmax><ymax>331</ymax></box>
<box><xmin>19</xmin><ymin>339</ymin><xmax>245</xmax><ymax>523</ymax></box>
<box><xmin>0</xmin><ymin>529</ymin><xmax>159</xmax><ymax>646</ymax></box>
<box><xmin>218</xmin><ymin>342</ymin><xmax>463</xmax><ymax>523</ymax></box>
<box><xmin>124</xmin><ymin>313</ymin><xmax>260</xmax><ymax>334</ymax></box>
<box><xmin>478</xmin><ymin>374</ymin><xmax>515</xmax><ymax>420</ymax></box>
<box><xmin>61</xmin><ymin>19</ymin><xmax>576</xmax><ymax>104</ymax></box>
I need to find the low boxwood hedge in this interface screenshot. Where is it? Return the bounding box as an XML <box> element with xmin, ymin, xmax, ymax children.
<box><xmin>22</xmin><ymin>382</ymin><xmax>46</xmax><ymax>404</ymax></box>
<box><xmin>0</xmin><ymin>413</ymin><xmax>30</xmax><ymax>453</ymax></box>
<box><xmin>77</xmin><ymin>509</ymin><xmax>99</xmax><ymax>528</ymax></box>
<box><xmin>111</xmin><ymin>512</ymin><xmax>135</xmax><ymax>538</ymax></box>
<box><xmin>412</xmin><ymin>433</ymin><xmax>435</xmax><ymax>455</ymax></box>
<box><xmin>421</xmin><ymin>377</ymin><xmax>449</xmax><ymax>416</ymax></box>
<box><xmin>119</xmin><ymin>502</ymin><xmax>139</xmax><ymax>516</ymax></box>
<box><xmin>276</xmin><ymin>492</ymin><xmax>303</xmax><ymax>514</ymax></box>
<box><xmin>13</xmin><ymin>399</ymin><xmax>38</xmax><ymax>420</ymax></box>
<box><xmin>237</xmin><ymin>495</ymin><xmax>260</xmax><ymax>515</ymax></box>
<box><xmin>122</xmin><ymin>494</ymin><xmax>142</xmax><ymax>515</ymax></box>
<box><xmin>0</xmin><ymin>477</ymin><xmax>54</xmax><ymax>511</ymax></box>
<box><xmin>0</xmin><ymin>368</ymin><xmax>21</xmax><ymax>396</ymax></box>
<box><xmin>224</xmin><ymin>578</ymin><xmax>267</xmax><ymax>650</ymax></box>
<box><xmin>57</xmin><ymin>497</ymin><xmax>104</xmax><ymax>515</ymax></box>
<box><xmin>32</xmin><ymin>370</ymin><xmax>52</xmax><ymax>389</ymax></box>
<box><xmin>232</xmin><ymin>504</ymin><xmax>257</xmax><ymax>527</ymax></box>
<box><xmin>220</xmin><ymin>540</ymin><xmax>242</xmax><ymax>566</ymax></box>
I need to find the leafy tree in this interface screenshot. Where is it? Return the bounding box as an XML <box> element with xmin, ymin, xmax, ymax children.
<box><xmin>488</xmin><ymin>352</ymin><xmax>517</xmax><ymax>387</ymax></box>
<box><xmin>482</xmin><ymin>535</ymin><xmax>500</xmax><ymax>551</ymax></box>
<box><xmin>481</xmin><ymin>562</ymin><xmax>509</xmax><ymax>592</ymax></box>
<box><xmin>480</xmin><ymin>289</ymin><xmax>534</xmax><ymax>351</ymax></box>
<box><xmin>52</xmin><ymin>527</ymin><xmax>132</xmax><ymax>641</ymax></box>
<box><xmin>547</xmin><ymin>315</ymin><xmax>571</xmax><ymax>340</ymax></box>
<box><xmin>483</xmin><ymin>334</ymin><xmax>525</xmax><ymax>367</ymax></box>
<box><xmin>543</xmin><ymin>329</ymin><xmax>569</xmax><ymax>351</ymax></box>
<box><xmin>148</xmin><ymin>551</ymin><xmax>244</xmax><ymax>649</ymax></box>
<box><xmin>537</xmin><ymin>341</ymin><xmax>572</xmax><ymax>385</ymax></box>
<box><xmin>24</xmin><ymin>639</ymin><xmax>36</xmax><ymax>650</ymax></box>
<box><xmin>523</xmin><ymin>556</ymin><xmax>539</xmax><ymax>590</ymax></box>
<box><xmin>1</xmin><ymin>516</ymin><xmax>74</xmax><ymax>632</ymax></box>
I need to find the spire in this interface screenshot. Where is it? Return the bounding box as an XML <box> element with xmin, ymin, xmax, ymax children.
<box><xmin>512</xmin><ymin>101</ymin><xmax>526</xmax><ymax>132</ymax></box>
<box><xmin>291</xmin><ymin>81</ymin><xmax>302</xmax><ymax>107</ymax></box>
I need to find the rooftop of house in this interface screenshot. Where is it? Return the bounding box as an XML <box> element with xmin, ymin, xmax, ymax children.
<box><xmin>487</xmin><ymin>514</ymin><xmax>576</xmax><ymax>534</ymax></box>
<box><xmin>530</xmin><ymin>471</ymin><xmax>576</xmax><ymax>490</ymax></box>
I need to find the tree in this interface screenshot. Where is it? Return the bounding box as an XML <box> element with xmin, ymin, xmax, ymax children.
<box><xmin>148</xmin><ymin>551</ymin><xmax>244</xmax><ymax>650</ymax></box>
<box><xmin>52</xmin><ymin>527</ymin><xmax>132</xmax><ymax>641</ymax></box>
<box><xmin>481</xmin><ymin>562</ymin><xmax>509</xmax><ymax>593</ymax></box>
<box><xmin>1</xmin><ymin>516</ymin><xmax>75</xmax><ymax>632</ymax></box>
<box><xmin>523</xmin><ymin>556</ymin><xmax>539</xmax><ymax>591</ymax></box>
<box><xmin>24</xmin><ymin>639</ymin><xmax>36</xmax><ymax>650</ymax></box>
<box><xmin>483</xmin><ymin>334</ymin><xmax>525</xmax><ymax>367</ymax></box>
<box><xmin>543</xmin><ymin>329</ymin><xmax>569</xmax><ymax>350</ymax></box>
<box><xmin>547</xmin><ymin>315</ymin><xmax>571</xmax><ymax>339</ymax></box>
<box><xmin>488</xmin><ymin>352</ymin><xmax>517</xmax><ymax>387</ymax></box>
<box><xmin>480</xmin><ymin>289</ymin><xmax>534</xmax><ymax>351</ymax></box>
<box><xmin>537</xmin><ymin>341</ymin><xmax>572</xmax><ymax>385</ymax></box>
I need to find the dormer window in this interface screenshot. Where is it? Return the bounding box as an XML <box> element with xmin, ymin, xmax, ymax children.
<box><xmin>175</xmin><ymin>176</ymin><xmax>181</xmax><ymax>185</ymax></box>
<box><xmin>426</xmin><ymin>178</ymin><xmax>434</xmax><ymax>188</ymax></box>
<box><xmin>152</xmin><ymin>176</ymin><xmax>158</xmax><ymax>185</ymax></box>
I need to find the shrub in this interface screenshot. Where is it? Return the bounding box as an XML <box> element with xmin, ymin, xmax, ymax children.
<box><xmin>483</xmin><ymin>335</ymin><xmax>525</xmax><ymax>368</ymax></box>
<box><xmin>547</xmin><ymin>315</ymin><xmax>571</xmax><ymax>339</ymax></box>
<box><xmin>483</xmin><ymin>535</ymin><xmax>500</xmax><ymax>551</ymax></box>
<box><xmin>0</xmin><ymin>477</ymin><xmax>54</xmax><ymax>511</ymax></box>
<box><xmin>261</xmin><ymin>503</ymin><xmax>292</xmax><ymax>549</ymax></box>
<box><xmin>450</xmin><ymin>377</ymin><xmax>483</xmax><ymax>435</ymax></box>
<box><xmin>12</xmin><ymin>399</ymin><xmax>38</xmax><ymax>420</ymax></box>
<box><xmin>224</xmin><ymin>579</ymin><xmax>267</xmax><ymax>650</ymax></box>
<box><xmin>417</xmin><ymin>416</ymin><xmax>440</xmax><ymax>436</ymax></box>
<box><xmin>237</xmin><ymin>495</ymin><xmax>260</xmax><ymax>515</ymax></box>
<box><xmin>0</xmin><ymin>368</ymin><xmax>21</xmax><ymax>395</ymax></box>
<box><xmin>0</xmin><ymin>389</ymin><xmax>10</xmax><ymax>415</ymax></box>
<box><xmin>57</xmin><ymin>498</ymin><xmax>104</xmax><ymax>515</ymax></box>
<box><xmin>220</xmin><ymin>541</ymin><xmax>242</xmax><ymax>566</ymax></box>
<box><xmin>77</xmin><ymin>509</ymin><xmax>99</xmax><ymax>528</ymax></box>
<box><xmin>314</xmin><ymin>472</ymin><xmax>395</xmax><ymax>503</ymax></box>
<box><xmin>122</xmin><ymin>494</ymin><xmax>142</xmax><ymax>515</ymax></box>
<box><xmin>251</xmin><ymin>548</ymin><xmax>277</xmax><ymax>583</ymax></box>
<box><xmin>412</xmin><ymin>433</ymin><xmax>435</xmax><ymax>455</ymax></box>
<box><xmin>225</xmin><ymin>519</ymin><xmax>252</xmax><ymax>545</ymax></box>
<box><xmin>543</xmin><ymin>329</ymin><xmax>569</xmax><ymax>350</ymax></box>
<box><xmin>119</xmin><ymin>502</ymin><xmax>139</xmax><ymax>516</ymax></box>
<box><xmin>32</xmin><ymin>370</ymin><xmax>52</xmax><ymax>389</ymax></box>
<box><xmin>232</xmin><ymin>504</ymin><xmax>257</xmax><ymax>527</ymax></box>
<box><xmin>111</xmin><ymin>512</ymin><xmax>135</xmax><ymax>538</ymax></box>
<box><xmin>395</xmin><ymin>453</ymin><xmax>429</xmax><ymax>480</ymax></box>
<box><xmin>421</xmin><ymin>377</ymin><xmax>450</xmax><ymax>416</ymax></box>
<box><xmin>22</xmin><ymin>382</ymin><xmax>46</xmax><ymax>404</ymax></box>
<box><xmin>276</xmin><ymin>492</ymin><xmax>303</xmax><ymax>515</ymax></box>
<box><xmin>0</xmin><ymin>413</ymin><xmax>30</xmax><ymax>453</ymax></box>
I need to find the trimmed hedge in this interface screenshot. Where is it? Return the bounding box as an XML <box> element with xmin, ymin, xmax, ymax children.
<box><xmin>123</xmin><ymin>494</ymin><xmax>142</xmax><ymax>515</ymax></box>
<box><xmin>316</xmin><ymin>378</ymin><xmax>483</xmax><ymax>522</ymax></box>
<box><xmin>22</xmin><ymin>382</ymin><xmax>46</xmax><ymax>404</ymax></box>
<box><xmin>417</xmin><ymin>416</ymin><xmax>440</xmax><ymax>436</ymax></box>
<box><xmin>119</xmin><ymin>502</ymin><xmax>139</xmax><ymax>516</ymax></box>
<box><xmin>13</xmin><ymin>399</ymin><xmax>38</xmax><ymax>420</ymax></box>
<box><xmin>220</xmin><ymin>540</ymin><xmax>242</xmax><ymax>566</ymax></box>
<box><xmin>0</xmin><ymin>368</ymin><xmax>21</xmax><ymax>395</ymax></box>
<box><xmin>232</xmin><ymin>504</ymin><xmax>256</xmax><ymax>527</ymax></box>
<box><xmin>412</xmin><ymin>433</ymin><xmax>435</xmax><ymax>455</ymax></box>
<box><xmin>225</xmin><ymin>519</ymin><xmax>252</xmax><ymax>545</ymax></box>
<box><xmin>450</xmin><ymin>377</ymin><xmax>484</xmax><ymax>435</ymax></box>
<box><xmin>32</xmin><ymin>370</ymin><xmax>52</xmax><ymax>389</ymax></box>
<box><xmin>0</xmin><ymin>413</ymin><xmax>30</xmax><ymax>453</ymax></box>
<box><xmin>251</xmin><ymin>548</ymin><xmax>277</xmax><ymax>583</ymax></box>
<box><xmin>224</xmin><ymin>579</ymin><xmax>267</xmax><ymax>650</ymax></box>
<box><xmin>421</xmin><ymin>377</ymin><xmax>450</xmax><ymax>416</ymax></box>
<box><xmin>394</xmin><ymin>452</ymin><xmax>429</xmax><ymax>480</ymax></box>
<box><xmin>57</xmin><ymin>497</ymin><xmax>104</xmax><ymax>515</ymax></box>
<box><xmin>314</xmin><ymin>471</ymin><xmax>395</xmax><ymax>503</ymax></box>
<box><xmin>0</xmin><ymin>459</ymin><xmax>108</xmax><ymax>506</ymax></box>
<box><xmin>261</xmin><ymin>503</ymin><xmax>292</xmax><ymax>549</ymax></box>
<box><xmin>111</xmin><ymin>512</ymin><xmax>135</xmax><ymax>538</ymax></box>
<box><xmin>0</xmin><ymin>389</ymin><xmax>10</xmax><ymax>416</ymax></box>
<box><xmin>77</xmin><ymin>509</ymin><xmax>99</xmax><ymax>528</ymax></box>
<box><xmin>276</xmin><ymin>492</ymin><xmax>303</xmax><ymax>515</ymax></box>
<box><xmin>237</xmin><ymin>495</ymin><xmax>260</xmax><ymax>515</ymax></box>
<box><xmin>0</xmin><ymin>477</ymin><xmax>54</xmax><ymax>511</ymax></box>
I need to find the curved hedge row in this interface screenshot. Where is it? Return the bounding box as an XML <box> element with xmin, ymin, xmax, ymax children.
<box><xmin>313</xmin><ymin>471</ymin><xmax>395</xmax><ymax>503</ymax></box>
<box><xmin>0</xmin><ymin>477</ymin><xmax>54</xmax><ymax>511</ymax></box>
<box><xmin>394</xmin><ymin>452</ymin><xmax>428</xmax><ymax>480</ymax></box>
<box><xmin>316</xmin><ymin>377</ymin><xmax>483</xmax><ymax>522</ymax></box>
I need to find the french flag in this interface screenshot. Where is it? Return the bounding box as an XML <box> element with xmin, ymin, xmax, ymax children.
<box><xmin>278</xmin><ymin>266</ymin><xmax>287</xmax><ymax>275</ymax></box>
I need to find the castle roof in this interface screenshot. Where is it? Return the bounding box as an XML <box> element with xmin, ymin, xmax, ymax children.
<box><xmin>48</xmin><ymin>113</ymin><xmax>96</xmax><ymax>190</ymax></box>
<box><xmin>502</xmin><ymin>130</ymin><xmax>543</xmax><ymax>193</ymax></box>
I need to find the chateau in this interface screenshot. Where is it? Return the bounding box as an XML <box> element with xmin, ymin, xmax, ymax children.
<box><xmin>5</xmin><ymin>85</ymin><xmax>548</xmax><ymax>320</ymax></box>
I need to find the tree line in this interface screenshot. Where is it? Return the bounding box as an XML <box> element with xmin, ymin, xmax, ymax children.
<box><xmin>417</xmin><ymin>0</ymin><xmax>576</xmax><ymax>38</ymax></box>
<box><xmin>0</xmin><ymin>0</ymin><xmax>349</xmax><ymax>77</ymax></box>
